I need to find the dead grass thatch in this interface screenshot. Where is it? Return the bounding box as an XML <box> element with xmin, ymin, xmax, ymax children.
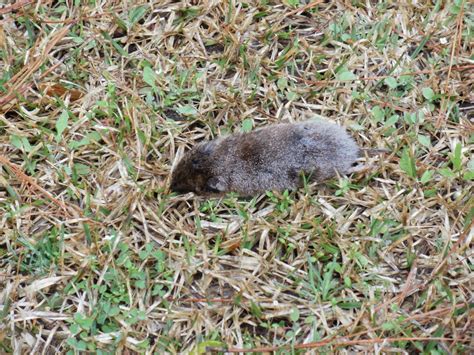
<box><xmin>0</xmin><ymin>0</ymin><xmax>473</xmax><ymax>354</ymax></box>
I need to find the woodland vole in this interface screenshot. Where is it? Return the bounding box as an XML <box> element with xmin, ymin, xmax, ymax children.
<box><xmin>170</xmin><ymin>120</ymin><xmax>382</xmax><ymax>196</ymax></box>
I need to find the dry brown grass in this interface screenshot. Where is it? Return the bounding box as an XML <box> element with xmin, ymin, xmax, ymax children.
<box><xmin>0</xmin><ymin>0</ymin><xmax>473</xmax><ymax>354</ymax></box>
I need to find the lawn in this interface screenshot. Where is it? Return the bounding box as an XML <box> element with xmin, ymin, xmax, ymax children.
<box><xmin>0</xmin><ymin>0</ymin><xmax>473</xmax><ymax>353</ymax></box>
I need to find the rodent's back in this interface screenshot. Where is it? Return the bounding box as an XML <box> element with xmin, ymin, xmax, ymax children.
<box><xmin>211</xmin><ymin>120</ymin><xmax>360</xmax><ymax>195</ymax></box>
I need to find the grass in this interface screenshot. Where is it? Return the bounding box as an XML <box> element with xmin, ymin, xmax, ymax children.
<box><xmin>0</xmin><ymin>0</ymin><xmax>473</xmax><ymax>353</ymax></box>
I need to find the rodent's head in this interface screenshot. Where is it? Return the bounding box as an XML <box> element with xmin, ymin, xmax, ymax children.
<box><xmin>170</xmin><ymin>141</ymin><xmax>227</xmax><ymax>195</ymax></box>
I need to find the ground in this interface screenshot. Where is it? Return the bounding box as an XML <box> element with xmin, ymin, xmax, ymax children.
<box><xmin>0</xmin><ymin>0</ymin><xmax>473</xmax><ymax>354</ymax></box>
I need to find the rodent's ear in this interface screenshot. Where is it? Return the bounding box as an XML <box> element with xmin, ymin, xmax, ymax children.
<box><xmin>199</xmin><ymin>141</ymin><xmax>215</xmax><ymax>155</ymax></box>
<box><xmin>206</xmin><ymin>176</ymin><xmax>227</xmax><ymax>193</ymax></box>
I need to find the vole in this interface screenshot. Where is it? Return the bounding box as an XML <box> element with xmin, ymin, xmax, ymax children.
<box><xmin>170</xmin><ymin>120</ymin><xmax>383</xmax><ymax>196</ymax></box>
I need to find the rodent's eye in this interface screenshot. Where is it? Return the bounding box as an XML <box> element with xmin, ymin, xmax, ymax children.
<box><xmin>191</xmin><ymin>158</ymin><xmax>200</xmax><ymax>168</ymax></box>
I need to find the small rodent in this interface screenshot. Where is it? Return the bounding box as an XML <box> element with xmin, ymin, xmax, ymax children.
<box><xmin>170</xmin><ymin>120</ymin><xmax>383</xmax><ymax>196</ymax></box>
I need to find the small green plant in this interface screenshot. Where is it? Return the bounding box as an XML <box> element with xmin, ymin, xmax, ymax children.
<box><xmin>266</xmin><ymin>190</ymin><xmax>294</xmax><ymax>213</ymax></box>
<box><xmin>335</xmin><ymin>177</ymin><xmax>359</xmax><ymax>196</ymax></box>
<box><xmin>399</xmin><ymin>147</ymin><xmax>417</xmax><ymax>178</ymax></box>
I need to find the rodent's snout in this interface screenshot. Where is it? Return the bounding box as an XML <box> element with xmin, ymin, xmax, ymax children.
<box><xmin>169</xmin><ymin>180</ymin><xmax>177</xmax><ymax>192</ymax></box>
<box><xmin>169</xmin><ymin>179</ymin><xmax>182</xmax><ymax>193</ymax></box>
<box><xmin>169</xmin><ymin>176</ymin><xmax>194</xmax><ymax>194</ymax></box>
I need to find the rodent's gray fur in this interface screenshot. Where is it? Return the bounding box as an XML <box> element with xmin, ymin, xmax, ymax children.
<box><xmin>171</xmin><ymin>120</ymin><xmax>369</xmax><ymax>196</ymax></box>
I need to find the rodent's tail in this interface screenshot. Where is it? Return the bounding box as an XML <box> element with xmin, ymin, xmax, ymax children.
<box><xmin>359</xmin><ymin>148</ymin><xmax>390</xmax><ymax>156</ymax></box>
